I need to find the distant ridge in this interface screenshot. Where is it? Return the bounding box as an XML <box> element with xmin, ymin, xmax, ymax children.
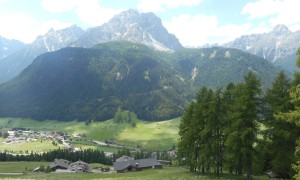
<box><xmin>223</xmin><ymin>24</ymin><xmax>300</xmax><ymax>63</ymax></box>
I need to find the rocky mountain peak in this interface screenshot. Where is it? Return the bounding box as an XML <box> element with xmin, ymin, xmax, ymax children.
<box><xmin>222</xmin><ymin>24</ymin><xmax>299</xmax><ymax>63</ymax></box>
<box><xmin>271</xmin><ymin>24</ymin><xmax>291</xmax><ymax>36</ymax></box>
<box><xmin>73</xmin><ymin>9</ymin><xmax>182</xmax><ymax>51</ymax></box>
<box><xmin>33</xmin><ymin>25</ymin><xmax>85</xmax><ymax>52</ymax></box>
<box><xmin>114</xmin><ymin>8</ymin><xmax>139</xmax><ymax>19</ymax></box>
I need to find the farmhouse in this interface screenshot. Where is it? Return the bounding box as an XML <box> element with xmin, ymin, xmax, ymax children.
<box><xmin>113</xmin><ymin>156</ymin><xmax>162</xmax><ymax>173</ymax></box>
<box><xmin>68</xmin><ymin>160</ymin><xmax>92</xmax><ymax>172</ymax></box>
<box><xmin>50</xmin><ymin>159</ymin><xmax>71</xmax><ymax>170</ymax></box>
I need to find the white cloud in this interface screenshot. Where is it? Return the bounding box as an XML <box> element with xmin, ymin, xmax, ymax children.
<box><xmin>242</xmin><ymin>0</ymin><xmax>281</xmax><ymax>19</ymax></box>
<box><xmin>0</xmin><ymin>0</ymin><xmax>8</xmax><ymax>4</ymax></box>
<box><xmin>75</xmin><ymin>0</ymin><xmax>122</xmax><ymax>26</ymax></box>
<box><xmin>0</xmin><ymin>12</ymin><xmax>36</xmax><ymax>43</ymax></box>
<box><xmin>41</xmin><ymin>0</ymin><xmax>122</xmax><ymax>26</ymax></box>
<box><xmin>163</xmin><ymin>14</ymin><xmax>252</xmax><ymax>46</ymax></box>
<box><xmin>41</xmin><ymin>0</ymin><xmax>76</xmax><ymax>13</ymax></box>
<box><xmin>0</xmin><ymin>12</ymin><xmax>71</xmax><ymax>43</ymax></box>
<box><xmin>242</xmin><ymin>0</ymin><xmax>300</xmax><ymax>27</ymax></box>
<box><xmin>137</xmin><ymin>0</ymin><xmax>202</xmax><ymax>12</ymax></box>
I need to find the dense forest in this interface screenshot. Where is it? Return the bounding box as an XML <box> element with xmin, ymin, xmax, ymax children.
<box><xmin>178</xmin><ymin>48</ymin><xmax>300</xmax><ymax>180</ymax></box>
<box><xmin>0</xmin><ymin>149</ymin><xmax>113</xmax><ymax>165</ymax></box>
<box><xmin>0</xmin><ymin>42</ymin><xmax>279</xmax><ymax>122</ymax></box>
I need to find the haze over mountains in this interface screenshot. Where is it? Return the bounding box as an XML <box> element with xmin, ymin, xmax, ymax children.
<box><xmin>0</xmin><ymin>36</ymin><xmax>25</xmax><ymax>59</ymax></box>
<box><xmin>0</xmin><ymin>25</ymin><xmax>85</xmax><ymax>84</ymax></box>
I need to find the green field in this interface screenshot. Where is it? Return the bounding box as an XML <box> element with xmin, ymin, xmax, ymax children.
<box><xmin>0</xmin><ymin>161</ymin><xmax>268</xmax><ymax>180</ymax></box>
<box><xmin>0</xmin><ymin>140</ymin><xmax>62</xmax><ymax>154</ymax></box>
<box><xmin>0</xmin><ymin>117</ymin><xmax>180</xmax><ymax>150</ymax></box>
<box><xmin>117</xmin><ymin>118</ymin><xmax>180</xmax><ymax>150</ymax></box>
<box><xmin>0</xmin><ymin>161</ymin><xmax>49</xmax><ymax>173</ymax></box>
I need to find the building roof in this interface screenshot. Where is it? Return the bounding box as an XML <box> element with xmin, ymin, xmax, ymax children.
<box><xmin>113</xmin><ymin>158</ymin><xmax>159</xmax><ymax>171</ymax></box>
<box><xmin>68</xmin><ymin>160</ymin><xmax>91</xmax><ymax>172</ymax></box>
<box><xmin>50</xmin><ymin>159</ymin><xmax>70</xmax><ymax>169</ymax></box>
<box><xmin>116</xmin><ymin>155</ymin><xmax>134</xmax><ymax>162</ymax></box>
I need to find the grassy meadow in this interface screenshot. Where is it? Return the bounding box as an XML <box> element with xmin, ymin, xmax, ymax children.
<box><xmin>0</xmin><ymin>140</ymin><xmax>61</xmax><ymax>154</ymax></box>
<box><xmin>0</xmin><ymin>117</ymin><xmax>180</xmax><ymax>151</ymax></box>
<box><xmin>117</xmin><ymin>118</ymin><xmax>180</xmax><ymax>150</ymax></box>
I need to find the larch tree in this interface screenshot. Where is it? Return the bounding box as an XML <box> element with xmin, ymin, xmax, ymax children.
<box><xmin>276</xmin><ymin>47</ymin><xmax>300</xmax><ymax>179</ymax></box>
<box><xmin>264</xmin><ymin>71</ymin><xmax>299</xmax><ymax>178</ymax></box>
<box><xmin>225</xmin><ymin>71</ymin><xmax>262</xmax><ymax>180</ymax></box>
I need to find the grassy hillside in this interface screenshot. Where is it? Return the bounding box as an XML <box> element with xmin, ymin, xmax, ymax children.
<box><xmin>117</xmin><ymin>118</ymin><xmax>180</xmax><ymax>150</ymax></box>
<box><xmin>0</xmin><ymin>117</ymin><xmax>179</xmax><ymax>150</ymax></box>
<box><xmin>0</xmin><ymin>140</ymin><xmax>61</xmax><ymax>154</ymax></box>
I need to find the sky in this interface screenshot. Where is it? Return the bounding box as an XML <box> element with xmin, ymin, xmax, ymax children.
<box><xmin>0</xmin><ymin>0</ymin><xmax>299</xmax><ymax>46</ymax></box>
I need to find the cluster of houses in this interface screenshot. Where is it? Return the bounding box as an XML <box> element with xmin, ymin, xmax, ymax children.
<box><xmin>1</xmin><ymin>129</ymin><xmax>85</xmax><ymax>153</ymax></box>
<box><xmin>33</xmin><ymin>159</ymin><xmax>93</xmax><ymax>173</ymax></box>
<box><xmin>34</xmin><ymin>156</ymin><xmax>164</xmax><ymax>174</ymax></box>
<box><xmin>113</xmin><ymin>155</ymin><xmax>162</xmax><ymax>173</ymax></box>
<box><xmin>2</xmin><ymin>129</ymin><xmax>68</xmax><ymax>144</ymax></box>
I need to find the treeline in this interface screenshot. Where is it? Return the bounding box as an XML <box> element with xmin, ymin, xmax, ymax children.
<box><xmin>0</xmin><ymin>149</ymin><xmax>113</xmax><ymax>165</ymax></box>
<box><xmin>178</xmin><ymin>60</ymin><xmax>300</xmax><ymax>179</ymax></box>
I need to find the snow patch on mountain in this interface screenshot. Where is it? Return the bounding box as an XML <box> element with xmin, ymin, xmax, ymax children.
<box><xmin>223</xmin><ymin>24</ymin><xmax>300</xmax><ymax>62</ymax></box>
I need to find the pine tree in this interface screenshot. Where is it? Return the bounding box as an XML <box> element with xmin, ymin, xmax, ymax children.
<box><xmin>225</xmin><ymin>71</ymin><xmax>261</xmax><ymax>180</ymax></box>
<box><xmin>178</xmin><ymin>101</ymin><xmax>197</xmax><ymax>171</ymax></box>
<box><xmin>264</xmin><ymin>71</ymin><xmax>299</xmax><ymax>178</ymax></box>
<box><xmin>276</xmin><ymin>48</ymin><xmax>300</xmax><ymax>179</ymax></box>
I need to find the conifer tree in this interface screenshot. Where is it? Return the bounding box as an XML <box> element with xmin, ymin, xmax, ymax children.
<box><xmin>264</xmin><ymin>71</ymin><xmax>299</xmax><ymax>178</ymax></box>
<box><xmin>225</xmin><ymin>71</ymin><xmax>261</xmax><ymax>180</ymax></box>
<box><xmin>276</xmin><ymin>47</ymin><xmax>300</xmax><ymax>179</ymax></box>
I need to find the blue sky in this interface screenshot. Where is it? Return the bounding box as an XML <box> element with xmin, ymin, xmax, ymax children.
<box><xmin>0</xmin><ymin>0</ymin><xmax>299</xmax><ymax>46</ymax></box>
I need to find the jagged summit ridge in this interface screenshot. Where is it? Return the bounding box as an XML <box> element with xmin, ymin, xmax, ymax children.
<box><xmin>73</xmin><ymin>9</ymin><xmax>182</xmax><ymax>51</ymax></box>
<box><xmin>223</xmin><ymin>24</ymin><xmax>300</xmax><ymax>62</ymax></box>
<box><xmin>272</xmin><ymin>24</ymin><xmax>291</xmax><ymax>35</ymax></box>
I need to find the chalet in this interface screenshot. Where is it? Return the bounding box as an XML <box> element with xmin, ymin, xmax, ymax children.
<box><xmin>113</xmin><ymin>157</ymin><xmax>161</xmax><ymax>173</ymax></box>
<box><xmin>68</xmin><ymin>160</ymin><xmax>92</xmax><ymax>172</ymax></box>
<box><xmin>50</xmin><ymin>159</ymin><xmax>70</xmax><ymax>170</ymax></box>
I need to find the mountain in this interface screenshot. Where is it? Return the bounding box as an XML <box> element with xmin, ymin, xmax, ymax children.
<box><xmin>0</xmin><ymin>25</ymin><xmax>85</xmax><ymax>84</ymax></box>
<box><xmin>0</xmin><ymin>42</ymin><xmax>279</xmax><ymax>121</ymax></box>
<box><xmin>0</xmin><ymin>9</ymin><xmax>182</xmax><ymax>84</ymax></box>
<box><xmin>0</xmin><ymin>42</ymin><xmax>190</xmax><ymax>121</ymax></box>
<box><xmin>223</xmin><ymin>24</ymin><xmax>300</xmax><ymax>64</ymax></box>
<box><xmin>165</xmin><ymin>47</ymin><xmax>279</xmax><ymax>90</ymax></box>
<box><xmin>0</xmin><ymin>36</ymin><xmax>25</xmax><ymax>59</ymax></box>
<box><xmin>273</xmin><ymin>54</ymin><xmax>299</xmax><ymax>73</ymax></box>
<box><xmin>72</xmin><ymin>9</ymin><xmax>182</xmax><ymax>51</ymax></box>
